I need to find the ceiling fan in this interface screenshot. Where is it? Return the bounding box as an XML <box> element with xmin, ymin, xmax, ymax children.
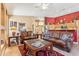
<box><xmin>34</xmin><ymin>3</ymin><xmax>49</xmax><ymax>10</ymax></box>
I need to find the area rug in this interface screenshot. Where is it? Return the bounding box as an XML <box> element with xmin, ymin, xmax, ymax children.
<box><xmin>18</xmin><ymin>45</ymin><xmax>27</xmax><ymax>56</ymax></box>
<box><xmin>18</xmin><ymin>45</ymin><xmax>64</xmax><ymax>56</ymax></box>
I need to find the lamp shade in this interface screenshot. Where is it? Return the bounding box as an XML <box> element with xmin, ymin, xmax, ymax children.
<box><xmin>11</xmin><ymin>26</ymin><xmax>16</xmax><ymax>30</ymax></box>
<box><xmin>0</xmin><ymin>26</ymin><xmax>5</xmax><ymax>30</ymax></box>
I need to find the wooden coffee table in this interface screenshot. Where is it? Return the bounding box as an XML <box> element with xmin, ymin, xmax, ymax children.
<box><xmin>23</xmin><ymin>39</ymin><xmax>53</xmax><ymax>56</ymax></box>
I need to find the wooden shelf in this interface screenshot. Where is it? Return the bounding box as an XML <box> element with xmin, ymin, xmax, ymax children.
<box><xmin>48</xmin><ymin>23</ymin><xmax>76</xmax><ymax>30</ymax></box>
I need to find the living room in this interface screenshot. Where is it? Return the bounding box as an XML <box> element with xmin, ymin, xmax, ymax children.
<box><xmin>0</xmin><ymin>3</ymin><xmax>79</xmax><ymax>56</ymax></box>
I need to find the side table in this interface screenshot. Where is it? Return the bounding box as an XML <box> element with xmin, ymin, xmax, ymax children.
<box><xmin>8</xmin><ymin>36</ymin><xmax>19</xmax><ymax>47</ymax></box>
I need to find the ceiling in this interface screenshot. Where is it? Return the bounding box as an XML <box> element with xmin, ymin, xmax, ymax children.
<box><xmin>5</xmin><ymin>3</ymin><xmax>79</xmax><ymax>17</ymax></box>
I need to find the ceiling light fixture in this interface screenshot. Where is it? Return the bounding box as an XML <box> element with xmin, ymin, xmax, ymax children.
<box><xmin>35</xmin><ymin>3</ymin><xmax>49</xmax><ymax>10</ymax></box>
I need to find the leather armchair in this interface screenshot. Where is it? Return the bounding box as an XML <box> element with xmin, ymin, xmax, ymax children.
<box><xmin>20</xmin><ymin>31</ymin><xmax>37</xmax><ymax>44</ymax></box>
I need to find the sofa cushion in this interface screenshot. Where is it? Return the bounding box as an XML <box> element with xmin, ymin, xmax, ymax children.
<box><xmin>52</xmin><ymin>32</ymin><xmax>60</xmax><ymax>39</ymax></box>
<box><xmin>60</xmin><ymin>32</ymin><xmax>73</xmax><ymax>41</ymax></box>
<box><xmin>60</xmin><ymin>34</ymin><xmax>68</xmax><ymax>41</ymax></box>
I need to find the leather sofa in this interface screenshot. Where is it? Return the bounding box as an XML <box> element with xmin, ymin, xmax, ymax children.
<box><xmin>20</xmin><ymin>31</ymin><xmax>38</xmax><ymax>44</ymax></box>
<box><xmin>43</xmin><ymin>31</ymin><xmax>73</xmax><ymax>52</ymax></box>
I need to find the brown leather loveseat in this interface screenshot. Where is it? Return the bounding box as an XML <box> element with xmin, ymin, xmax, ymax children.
<box><xmin>20</xmin><ymin>31</ymin><xmax>38</xmax><ymax>43</ymax></box>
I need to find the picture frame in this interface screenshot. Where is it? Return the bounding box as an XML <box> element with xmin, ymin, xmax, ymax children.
<box><xmin>18</xmin><ymin>23</ymin><xmax>26</xmax><ymax>32</ymax></box>
<box><xmin>10</xmin><ymin>21</ymin><xmax>17</xmax><ymax>27</ymax></box>
<box><xmin>10</xmin><ymin>21</ymin><xmax>13</xmax><ymax>27</ymax></box>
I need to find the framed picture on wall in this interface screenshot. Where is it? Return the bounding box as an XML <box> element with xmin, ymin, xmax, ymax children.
<box><xmin>18</xmin><ymin>23</ymin><xmax>26</xmax><ymax>32</ymax></box>
<box><xmin>10</xmin><ymin>21</ymin><xmax>17</xmax><ymax>27</ymax></box>
<box><xmin>10</xmin><ymin>21</ymin><xmax>17</xmax><ymax>30</ymax></box>
<box><xmin>10</xmin><ymin>21</ymin><xmax>13</xmax><ymax>27</ymax></box>
<box><xmin>14</xmin><ymin>22</ymin><xmax>17</xmax><ymax>27</ymax></box>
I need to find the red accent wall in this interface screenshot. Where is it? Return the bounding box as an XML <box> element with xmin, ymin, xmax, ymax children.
<box><xmin>45</xmin><ymin>11</ymin><xmax>79</xmax><ymax>42</ymax></box>
<box><xmin>55</xmin><ymin>11</ymin><xmax>79</xmax><ymax>24</ymax></box>
<box><xmin>45</xmin><ymin>17</ymin><xmax>55</xmax><ymax>24</ymax></box>
<box><xmin>45</xmin><ymin>11</ymin><xmax>79</xmax><ymax>24</ymax></box>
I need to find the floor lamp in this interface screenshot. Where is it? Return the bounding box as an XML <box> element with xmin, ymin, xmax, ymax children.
<box><xmin>0</xmin><ymin>25</ymin><xmax>5</xmax><ymax>41</ymax></box>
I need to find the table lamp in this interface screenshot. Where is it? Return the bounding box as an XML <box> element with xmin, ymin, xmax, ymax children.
<box><xmin>0</xmin><ymin>25</ymin><xmax>5</xmax><ymax>55</ymax></box>
<box><xmin>11</xmin><ymin>26</ymin><xmax>16</xmax><ymax>30</ymax></box>
<box><xmin>0</xmin><ymin>25</ymin><xmax>5</xmax><ymax>44</ymax></box>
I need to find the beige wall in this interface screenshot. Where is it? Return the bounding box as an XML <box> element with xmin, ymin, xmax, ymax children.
<box><xmin>0</xmin><ymin>3</ymin><xmax>8</xmax><ymax>55</ymax></box>
<box><xmin>0</xmin><ymin>3</ymin><xmax>1</xmax><ymax>55</ymax></box>
<box><xmin>8</xmin><ymin>16</ymin><xmax>45</xmax><ymax>35</ymax></box>
<box><xmin>0</xmin><ymin>3</ymin><xmax>1</xmax><ymax>35</ymax></box>
<box><xmin>0</xmin><ymin>3</ymin><xmax>1</xmax><ymax>24</ymax></box>
<box><xmin>76</xmin><ymin>20</ymin><xmax>79</xmax><ymax>42</ymax></box>
<box><xmin>1</xmin><ymin>4</ymin><xmax>8</xmax><ymax>44</ymax></box>
<box><xmin>9</xmin><ymin>15</ymin><xmax>36</xmax><ymax>36</ymax></box>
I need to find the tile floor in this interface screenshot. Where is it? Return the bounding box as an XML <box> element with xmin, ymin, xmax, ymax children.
<box><xmin>2</xmin><ymin>45</ymin><xmax>21</xmax><ymax>56</ymax></box>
